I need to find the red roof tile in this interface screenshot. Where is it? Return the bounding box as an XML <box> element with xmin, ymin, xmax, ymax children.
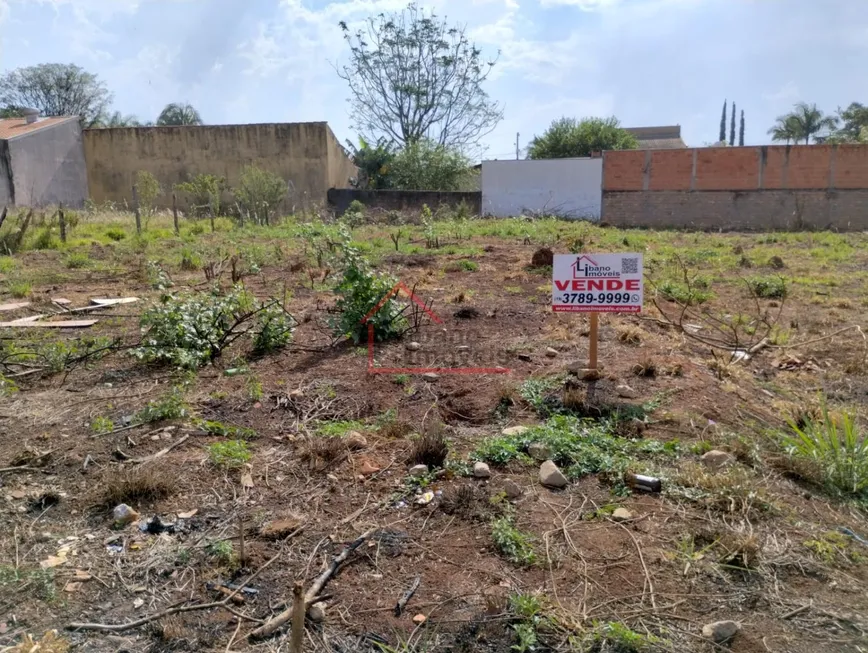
<box><xmin>0</xmin><ymin>116</ymin><xmax>77</xmax><ymax>140</ymax></box>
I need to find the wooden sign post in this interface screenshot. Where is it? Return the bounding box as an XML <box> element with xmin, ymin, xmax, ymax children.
<box><xmin>552</xmin><ymin>253</ymin><xmax>644</xmax><ymax>371</ymax></box>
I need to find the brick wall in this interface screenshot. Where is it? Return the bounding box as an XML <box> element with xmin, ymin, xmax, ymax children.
<box><xmin>602</xmin><ymin>145</ymin><xmax>868</xmax><ymax>230</ymax></box>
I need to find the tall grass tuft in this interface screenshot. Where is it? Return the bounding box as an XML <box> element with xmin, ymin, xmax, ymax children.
<box><xmin>783</xmin><ymin>404</ymin><xmax>868</xmax><ymax>497</ymax></box>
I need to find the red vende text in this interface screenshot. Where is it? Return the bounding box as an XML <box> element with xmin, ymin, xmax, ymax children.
<box><xmin>554</xmin><ymin>279</ymin><xmax>640</xmax><ymax>291</ymax></box>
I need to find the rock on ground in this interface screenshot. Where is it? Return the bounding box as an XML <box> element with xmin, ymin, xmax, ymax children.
<box><xmin>539</xmin><ymin>460</ymin><xmax>568</xmax><ymax>488</ymax></box>
<box><xmin>344</xmin><ymin>431</ymin><xmax>367</xmax><ymax>450</ymax></box>
<box><xmin>409</xmin><ymin>464</ymin><xmax>429</xmax><ymax>477</ymax></box>
<box><xmin>702</xmin><ymin>620</ymin><xmax>740</xmax><ymax>643</ymax></box>
<box><xmin>308</xmin><ymin>602</ymin><xmax>327</xmax><ymax>622</ymax></box>
<box><xmin>612</xmin><ymin>507</ymin><xmax>633</xmax><ymax>521</ymax></box>
<box><xmin>701</xmin><ymin>449</ymin><xmax>734</xmax><ymax>470</ymax></box>
<box><xmin>422</xmin><ymin>373</ymin><xmax>438</xmax><ymax>382</ymax></box>
<box><xmin>545</xmin><ymin>347</ymin><xmax>558</xmax><ymax>358</ymax></box>
<box><xmin>616</xmin><ymin>384</ymin><xmax>637</xmax><ymax>399</ymax></box>
<box><xmin>502</xmin><ymin>425</ymin><xmax>529</xmax><ymax>437</ymax></box>
<box><xmin>528</xmin><ymin>442</ymin><xmax>552</xmax><ymax>462</ymax></box>
<box><xmin>406</xmin><ymin>341</ymin><xmax>421</xmax><ymax>351</ymax></box>
<box><xmin>501</xmin><ymin>480</ymin><xmax>522</xmax><ymax>499</ymax></box>
<box><xmin>112</xmin><ymin>504</ymin><xmax>139</xmax><ymax>526</ymax></box>
<box><xmin>473</xmin><ymin>462</ymin><xmax>491</xmax><ymax>479</ymax></box>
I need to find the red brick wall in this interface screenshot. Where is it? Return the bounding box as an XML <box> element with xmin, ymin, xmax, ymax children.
<box><xmin>601</xmin><ymin>145</ymin><xmax>868</xmax><ymax>230</ymax></box>
<box><xmin>603</xmin><ymin>144</ymin><xmax>868</xmax><ymax>191</ymax></box>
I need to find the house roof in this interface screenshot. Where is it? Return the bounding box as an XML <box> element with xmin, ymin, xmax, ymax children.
<box><xmin>0</xmin><ymin>116</ymin><xmax>78</xmax><ymax>140</ymax></box>
<box><xmin>624</xmin><ymin>125</ymin><xmax>687</xmax><ymax>149</ymax></box>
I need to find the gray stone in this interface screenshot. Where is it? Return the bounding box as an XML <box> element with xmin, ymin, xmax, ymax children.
<box><xmin>502</xmin><ymin>480</ymin><xmax>523</xmax><ymax>499</ymax></box>
<box><xmin>501</xmin><ymin>425</ymin><xmax>529</xmax><ymax>437</ymax></box>
<box><xmin>701</xmin><ymin>450</ymin><xmax>734</xmax><ymax>471</ymax></box>
<box><xmin>616</xmin><ymin>384</ymin><xmax>637</xmax><ymax>399</ymax></box>
<box><xmin>612</xmin><ymin>507</ymin><xmax>633</xmax><ymax>521</ymax></box>
<box><xmin>527</xmin><ymin>442</ymin><xmax>552</xmax><ymax>462</ymax></box>
<box><xmin>567</xmin><ymin>364</ymin><xmax>601</xmax><ymax>381</ymax></box>
<box><xmin>457</xmin><ymin>345</ymin><xmax>471</xmax><ymax>352</ymax></box>
<box><xmin>422</xmin><ymin>373</ymin><xmax>439</xmax><ymax>382</ymax></box>
<box><xmin>409</xmin><ymin>464</ymin><xmax>429</xmax><ymax>477</ymax></box>
<box><xmin>701</xmin><ymin>620</ymin><xmax>740</xmax><ymax>643</ymax></box>
<box><xmin>112</xmin><ymin>504</ymin><xmax>139</xmax><ymax>527</ymax></box>
<box><xmin>344</xmin><ymin>431</ymin><xmax>367</xmax><ymax>451</ymax></box>
<box><xmin>308</xmin><ymin>602</ymin><xmax>327</xmax><ymax>623</ymax></box>
<box><xmin>545</xmin><ymin>347</ymin><xmax>559</xmax><ymax>358</ymax></box>
<box><xmin>539</xmin><ymin>460</ymin><xmax>568</xmax><ymax>488</ymax></box>
<box><xmin>406</xmin><ymin>341</ymin><xmax>421</xmax><ymax>351</ymax></box>
<box><xmin>473</xmin><ymin>462</ymin><xmax>491</xmax><ymax>479</ymax></box>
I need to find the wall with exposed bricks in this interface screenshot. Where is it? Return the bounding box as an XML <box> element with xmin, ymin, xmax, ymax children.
<box><xmin>602</xmin><ymin>145</ymin><xmax>868</xmax><ymax>230</ymax></box>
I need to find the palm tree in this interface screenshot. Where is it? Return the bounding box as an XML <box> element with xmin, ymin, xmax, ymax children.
<box><xmin>156</xmin><ymin>103</ymin><xmax>203</xmax><ymax>126</ymax></box>
<box><xmin>768</xmin><ymin>114</ymin><xmax>802</xmax><ymax>145</ymax></box>
<box><xmin>788</xmin><ymin>103</ymin><xmax>838</xmax><ymax>144</ymax></box>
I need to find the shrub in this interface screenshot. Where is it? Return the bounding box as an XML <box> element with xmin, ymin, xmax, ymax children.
<box><xmin>390</xmin><ymin>139</ymin><xmax>471</xmax><ymax>191</ymax></box>
<box><xmin>747</xmin><ymin>276</ymin><xmax>787</xmax><ymax>299</ymax></box>
<box><xmin>209</xmin><ymin>440</ymin><xmax>251</xmax><ymax>468</ymax></box>
<box><xmin>136</xmin><ymin>386</ymin><xmax>189</xmax><ymax>423</ymax></box>
<box><xmin>103</xmin><ymin>466</ymin><xmax>173</xmax><ymax>506</ymax></box>
<box><xmin>233</xmin><ymin>165</ymin><xmax>287</xmax><ymax>225</ymax></box>
<box><xmin>782</xmin><ymin>404</ymin><xmax>868</xmax><ymax>497</ymax></box>
<box><xmin>444</xmin><ymin>259</ymin><xmax>478</xmax><ymax>272</ymax></box>
<box><xmin>132</xmin><ymin>287</ymin><xmax>253</xmax><ymax>369</ymax></box>
<box><xmin>252</xmin><ymin>303</ymin><xmax>294</xmax><ymax>355</ymax></box>
<box><xmin>90</xmin><ymin>416</ymin><xmax>115</xmax><ymax>434</ymax></box>
<box><xmin>657</xmin><ymin>279</ymin><xmax>713</xmax><ymax>305</ymax></box>
<box><xmin>196</xmin><ymin>419</ymin><xmax>257</xmax><ymax>440</ymax></box>
<box><xmin>8</xmin><ymin>280</ymin><xmax>31</xmax><ymax>298</ymax></box>
<box><xmin>179</xmin><ymin>246</ymin><xmax>202</xmax><ymax>271</ymax></box>
<box><xmin>145</xmin><ymin>260</ymin><xmax>173</xmax><ymax>290</ymax></box>
<box><xmin>0</xmin><ymin>256</ymin><xmax>15</xmax><ymax>273</ymax></box>
<box><xmin>491</xmin><ymin>514</ymin><xmax>536</xmax><ymax>565</ymax></box>
<box><xmin>407</xmin><ymin>428</ymin><xmax>449</xmax><ymax>468</ymax></box>
<box><xmin>330</xmin><ymin>229</ymin><xmax>406</xmax><ymax>343</ymax></box>
<box><xmin>135</xmin><ymin>170</ymin><xmax>162</xmax><ymax>216</ymax></box>
<box><xmin>175</xmin><ymin>173</ymin><xmax>226</xmax><ymax>217</ymax></box>
<box><xmin>64</xmin><ymin>252</ymin><xmax>90</xmax><ymax>269</ymax></box>
<box><xmin>105</xmin><ymin>227</ymin><xmax>126</xmax><ymax>242</ymax></box>
<box><xmin>0</xmin><ymin>373</ymin><xmax>18</xmax><ymax>397</ymax></box>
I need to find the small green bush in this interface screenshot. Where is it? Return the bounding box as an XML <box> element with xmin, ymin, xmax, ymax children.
<box><xmin>0</xmin><ymin>373</ymin><xmax>19</xmax><ymax>397</ymax></box>
<box><xmin>179</xmin><ymin>246</ymin><xmax>202</xmax><ymax>271</ymax></box>
<box><xmin>136</xmin><ymin>386</ymin><xmax>189</xmax><ymax>423</ymax></box>
<box><xmin>196</xmin><ymin>419</ymin><xmax>257</xmax><ymax>439</ymax></box>
<box><xmin>747</xmin><ymin>276</ymin><xmax>787</xmax><ymax>299</ymax></box>
<box><xmin>491</xmin><ymin>514</ymin><xmax>536</xmax><ymax>565</ymax></box>
<box><xmin>7</xmin><ymin>281</ymin><xmax>31</xmax><ymax>298</ymax></box>
<box><xmin>135</xmin><ymin>170</ymin><xmax>162</xmax><ymax>216</ymax></box>
<box><xmin>132</xmin><ymin>286</ymin><xmax>252</xmax><ymax>369</ymax></box>
<box><xmin>175</xmin><ymin>173</ymin><xmax>226</xmax><ymax>217</ymax></box>
<box><xmin>657</xmin><ymin>279</ymin><xmax>713</xmax><ymax>305</ymax></box>
<box><xmin>0</xmin><ymin>256</ymin><xmax>15</xmax><ymax>273</ymax></box>
<box><xmin>252</xmin><ymin>304</ymin><xmax>294</xmax><ymax>355</ymax></box>
<box><xmin>444</xmin><ymin>259</ymin><xmax>478</xmax><ymax>272</ymax></box>
<box><xmin>64</xmin><ymin>252</ymin><xmax>90</xmax><ymax>269</ymax></box>
<box><xmin>105</xmin><ymin>227</ymin><xmax>126</xmax><ymax>242</ymax></box>
<box><xmin>90</xmin><ymin>416</ymin><xmax>115</xmax><ymax>434</ymax></box>
<box><xmin>233</xmin><ymin>165</ymin><xmax>287</xmax><ymax>226</ymax></box>
<box><xmin>783</xmin><ymin>404</ymin><xmax>868</xmax><ymax>497</ymax></box>
<box><xmin>209</xmin><ymin>439</ymin><xmax>251</xmax><ymax>468</ymax></box>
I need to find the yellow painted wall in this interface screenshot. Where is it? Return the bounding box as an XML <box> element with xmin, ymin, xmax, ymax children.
<box><xmin>83</xmin><ymin>121</ymin><xmax>356</xmax><ymax>211</ymax></box>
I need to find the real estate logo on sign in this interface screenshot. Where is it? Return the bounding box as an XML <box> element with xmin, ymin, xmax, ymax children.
<box><xmin>552</xmin><ymin>253</ymin><xmax>643</xmax><ymax>313</ymax></box>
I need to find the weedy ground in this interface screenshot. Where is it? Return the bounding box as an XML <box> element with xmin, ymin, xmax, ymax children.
<box><xmin>0</xmin><ymin>207</ymin><xmax>866</xmax><ymax>652</ymax></box>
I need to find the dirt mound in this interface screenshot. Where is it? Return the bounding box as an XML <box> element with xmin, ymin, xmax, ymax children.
<box><xmin>531</xmin><ymin>246</ymin><xmax>553</xmax><ymax>267</ymax></box>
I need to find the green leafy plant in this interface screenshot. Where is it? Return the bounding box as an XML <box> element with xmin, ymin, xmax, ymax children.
<box><xmin>145</xmin><ymin>260</ymin><xmax>173</xmax><ymax>290</ymax></box>
<box><xmin>389</xmin><ymin>140</ymin><xmax>472</xmax><ymax>191</ymax></box>
<box><xmin>233</xmin><ymin>165</ymin><xmax>287</xmax><ymax>226</ymax></box>
<box><xmin>132</xmin><ymin>286</ymin><xmax>256</xmax><ymax>369</ymax></box>
<box><xmin>207</xmin><ymin>539</ymin><xmax>235</xmax><ymax>564</ymax></box>
<box><xmin>0</xmin><ymin>373</ymin><xmax>19</xmax><ymax>397</ymax></box>
<box><xmin>528</xmin><ymin>116</ymin><xmax>638</xmax><ymax>159</ymax></box>
<box><xmin>252</xmin><ymin>303</ymin><xmax>294</xmax><ymax>355</ymax></box>
<box><xmin>492</xmin><ymin>513</ymin><xmax>536</xmax><ymax>565</ymax></box>
<box><xmin>179</xmin><ymin>246</ymin><xmax>202</xmax><ymax>271</ymax></box>
<box><xmin>105</xmin><ymin>227</ymin><xmax>126</xmax><ymax>241</ymax></box>
<box><xmin>747</xmin><ymin>275</ymin><xmax>787</xmax><ymax>299</ymax></box>
<box><xmin>136</xmin><ymin>386</ymin><xmax>189</xmax><ymax>423</ymax></box>
<box><xmin>444</xmin><ymin>259</ymin><xmax>478</xmax><ymax>272</ymax></box>
<box><xmin>657</xmin><ymin>278</ymin><xmax>713</xmax><ymax>305</ymax></box>
<box><xmin>782</xmin><ymin>404</ymin><xmax>868</xmax><ymax>497</ymax></box>
<box><xmin>330</xmin><ymin>228</ymin><xmax>407</xmax><ymax>343</ymax></box>
<box><xmin>208</xmin><ymin>439</ymin><xmax>251</xmax><ymax>468</ymax></box>
<box><xmin>586</xmin><ymin>621</ymin><xmax>663</xmax><ymax>652</ymax></box>
<box><xmin>135</xmin><ymin>170</ymin><xmax>162</xmax><ymax>216</ymax></box>
<box><xmin>64</xmin><ymin>251</ymin><xmax>90</xmax><ymax>269</ymax></box>
<box><xmin>7</xmin><ymin>280</ymin><xmax>31</xmax><ymax>298</ymax></box>
<box><xmin>90</xmin><ymin>416</ymin><xmax>115</xmax><ymax>434</ymax></box>
<box><xmin>196</xmin><ymin>419</ymin><xmax>257</xmax><ymax>439</ymax></box>
<box><xmin>175</xmin><ymin>173</ymin><xmax>226</xmax><ymax>217</ymax></box>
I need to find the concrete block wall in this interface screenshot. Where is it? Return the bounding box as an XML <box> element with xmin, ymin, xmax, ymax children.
<box><xmin>603</xmin><ymin>145</ymin><xmax>868</xmax><ymax>230</ymax></box>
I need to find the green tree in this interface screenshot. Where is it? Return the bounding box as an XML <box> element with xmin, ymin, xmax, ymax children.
<box><xmin>729</xmin><ymin>101</ymin><xmax>736</xmax><ymax>146</ymax></box>
<box><xmin>739</xmin><ymin>110</ymin><xmax>745</xmax><ymax>146</ymax></box>
<box><xmin>776</xmin><ymin>102</ymin><xmax>838</xmax><ymax>145</ymax></box>
<box><xmin>0</xmin><ymin>106</ymin><xmax>23</xmax><ymax>118</ymax></box>
<box><xmin>233</xmin><ymin>165</ymin><xmax>288</xmax><ymax>225</ymax></box>
<box><xmin>389</xmin><ymin>139</ymin><xmax>470</xmax><ymax>191</ymax></box>
<box><xmin>94</xmin><ymin>111</ymin><xmax>142</xmax><ymax>128</ymax></box>
<box><xmin>719</xmin><ymin>100</ymin><xmax>727</xmax><ymax>143</ymax></box>
<box><xmin>157</xmin><ymin>103</ymin><xmax>203</xmax><ymax>126</ymax></box>
<box><xmin>833</xmin><ymin>102</ymin><xmax>868</xmax><ymax>142</ymax></box>
<box><xmin>527</xmin><ymin>117</ymin><xmax>638</xmax><ymax>159</ymax></box>
<box><xmin>135</xmin><ymin>170</ymin><xmax>162</xmax><ymax>216</ymax></box>
<box><xmin>0</xmin><ymin>63</ymin><xmax>112</xmax><ymax>127</ymax></box>
<box><xmin>337</xmin><ymin>3</ymin><xmax>502</xmax><ymax>151</ymax></box>
<box><xmin>768</xmin><ymin>114</ymin><xmax>802</xmax><ymax>144</ymax></box>
<box><xmin>175</xmin><ymin>174</ymin><xmax>225</xmax><ymax>216</ymax></box>
<box><xmin>345</xmin><ymin>137</ymin><xmax>396</xmax><ymax>189</ymax></box>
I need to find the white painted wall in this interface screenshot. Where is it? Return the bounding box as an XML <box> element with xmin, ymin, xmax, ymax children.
<box><xmin>481</xmin><ymin>158</ymin><xmax>603</xmax><ymax>220</ymax></box>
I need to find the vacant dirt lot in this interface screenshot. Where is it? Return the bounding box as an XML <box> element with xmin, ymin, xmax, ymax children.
<box><xmin>0</xmin><ymin>211</ymin><xmax>866</xmax><ymax>652</ymax></box>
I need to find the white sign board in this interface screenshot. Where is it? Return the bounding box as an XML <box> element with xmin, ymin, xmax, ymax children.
<box><xmin>552</xmin><ymin>253</ymin><xmax>643</xmax><ymax>313</ymax></box>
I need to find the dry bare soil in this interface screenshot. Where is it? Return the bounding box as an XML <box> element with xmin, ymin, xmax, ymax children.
<box><xmin>0</xmin><ymin>213</ymin><xmax>866</xmax><ymax>652</ymax></box>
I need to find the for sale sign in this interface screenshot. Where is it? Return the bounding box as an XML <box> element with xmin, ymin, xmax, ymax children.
<box><xmin>552</xmin><ymin>253</ymin><xmax>643</xmax><ymax>313</ymax></box>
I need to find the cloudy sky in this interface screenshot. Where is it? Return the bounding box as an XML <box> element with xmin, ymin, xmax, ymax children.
<box><xmin>0</xmin><ymin>0</ymin><xmax>866</xmax><ymax>158</ymax></box>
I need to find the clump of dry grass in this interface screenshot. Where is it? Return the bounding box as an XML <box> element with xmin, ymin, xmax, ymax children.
<box><xmin>379</xmin><ymin>419</ymin><xmax>414</xmax><ymax>439</ymax></box>
<box><xmin>102</xmin><ymin>466</ymin><xmax>173</xmax><ymax>506</ymax></box>
<box><xmin>632</xmin><ymin>356</ymin><xmax>658</xmax><ymax>377</ymax></box>
<box><xmin>440</xmin><ymin>484</ymin><xmax>491</xmax><ymax>521</ymax></box>
<box><xmin>616</xmin><ymin>324</ymin><xmax>645</xmax><ymax>345</ymax></box>
<box><xmin>718</xmin><ymin>532</ymin><xmax>762</xmax><ymax>570</ymax></box>
<box><xmin>300</xmin><ymin>436</ymin><xmax>347</xmax><ymax>472</ymax></box>
<box><xmin>672</xmin><ymin>462</ymin><xmax>774</xmax><ymax>517</ymax></box>
<box><xmin>530</xmin><ymin>247</ymin><xmax>553</xmax><ymax>267</ymax></box>
<box><xmin>408</xmin><ymin>423</ymin><xmax>449</xmax><ymax>468</ymax></box>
